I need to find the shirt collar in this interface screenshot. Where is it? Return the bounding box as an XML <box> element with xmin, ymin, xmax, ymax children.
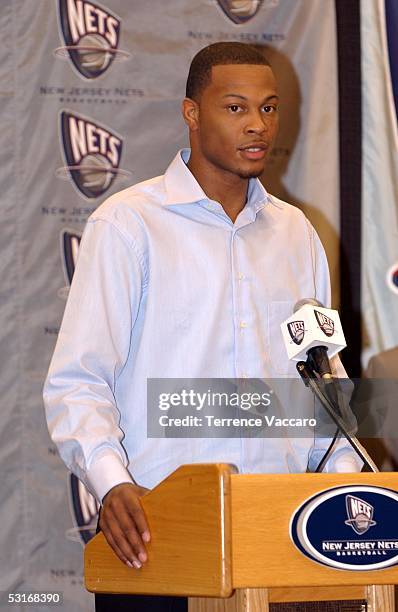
<box><xmin>163</xmin><ymin>148</ymin><xmax>270</xmax><ymax>213</ymax></box>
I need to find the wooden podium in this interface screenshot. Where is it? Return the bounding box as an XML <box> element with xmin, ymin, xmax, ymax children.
<box><xmin>85</xmin><ymin>464</ymin><xmax>398</xmax><ymax>611</ymax></box>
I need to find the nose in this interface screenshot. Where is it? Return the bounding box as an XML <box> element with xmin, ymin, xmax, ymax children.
<box><xmin>244</xmin><ymin>109</ymin><xmax>267</xmax><ymax>135</ymax></box>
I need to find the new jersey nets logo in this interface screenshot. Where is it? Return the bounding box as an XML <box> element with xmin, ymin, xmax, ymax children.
<box><xmin>55</xmin><ymin>0</ymin><xmax>129</xmax><ymax>79</ymax></box>
<box><xmin>216</xmin><ymin>0</ymin><xmax>263</xmax><ymax>24</ymax></box>
<box><xmin>314</xmin><ymin>310</ymin><xmax>335</xmax><ymax>337</ymax></box>
<box><xmin>61</xmin><ymin>229</ymin><xmax>81</xmax><ymax>285</ymax></box>
<box><xmin>57</xmin><ymin>229</ymin><xmax>81</xmax><ymax>300</ymax></box>
<box><xmin>67</xmin><ymin>473</ymin><xmax>99</xmax><ymax>544</ymax></box>
<box><xmin>386</xmin><ymin>262</ymin><xmax>398</xmax><ymax>295</ymax></box>
<box><xmin>58</xmin><ymin>110</ymin><xmax>126</xmax><ymax>199</ymax></box>
<box><xmin>287</xmin><ymin>320</ymin><xmax>305</xmax><ymax>345</ymax></box>
<box><xmin>344</xmin><ymin>495</ymin><xmax>377</xmax><ymax>535</ymax></box>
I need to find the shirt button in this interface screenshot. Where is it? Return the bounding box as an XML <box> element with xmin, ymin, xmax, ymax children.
<box><xmin>240</xmin><ymin>321</ymin><xmax>247</xmax><ymax>329</ymax></box>
<box><xmin>238</xmin><ymin>273</ymin><xmax>245</xmax><ymax>281</ymax></box>
<box><xmin>241</xmin><ymin>372</ymin><xmax>249</xmax><ymax>378</ymax></box>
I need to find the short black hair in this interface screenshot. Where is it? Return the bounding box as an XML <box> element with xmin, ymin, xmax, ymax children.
<box><xmin>186</xmin><ymin>42</ymin><xmax>271</xmax><ymax>100</ymax></box>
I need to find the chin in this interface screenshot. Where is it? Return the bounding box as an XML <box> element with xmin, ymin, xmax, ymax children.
<box><xmin>237</xmin><ymin>168</ymin><xmax>264</xmax><ymax>179</ymax></box>
<box><xmin>235</xmin><ymin>161</ymin><xmax>266</xmax><ymax>179</ymax></box>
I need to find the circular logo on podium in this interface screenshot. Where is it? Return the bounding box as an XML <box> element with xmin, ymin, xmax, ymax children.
<box><xmin>290</xmin><ymin>485</ymin><xmax>398</xmax><ymax>570</ymax></box>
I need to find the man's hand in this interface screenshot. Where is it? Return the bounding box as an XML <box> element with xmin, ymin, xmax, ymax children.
<box><xmin>99</xmin><ymin>482</ymin><xmax>150</xmax><ymax>569</ymax></box>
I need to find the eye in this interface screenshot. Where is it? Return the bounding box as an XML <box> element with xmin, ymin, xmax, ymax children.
<box><xmin>263</xmin><ymin>105</ymin><xmax>278</xmax><ymax>114</ymax></box>
<box><xmin>228</xmin><ymin>104</ymin><xmax>243</xmax><ymax>113</ymax></box>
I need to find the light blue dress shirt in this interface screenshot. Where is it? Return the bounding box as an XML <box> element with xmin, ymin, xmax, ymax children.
<box><xmin>43</xmin><ymin>149</ymin><xmax>360</xmax><ymax>502</ymax></box>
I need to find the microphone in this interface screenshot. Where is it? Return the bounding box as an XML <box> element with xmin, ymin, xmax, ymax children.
<box><xmin>283</xmin><ymin>297</ymin><xmax>349</xmax><ymax>439</ymax></box>
<box><xmin>280</xmin><ymin>298</ymin><xmax>346</xmax><ymax>380</ymax></box>
<box><xmin>281</xmin><ymin>300</ymin><xmax>378</xmax><ymax>472</ymax></box>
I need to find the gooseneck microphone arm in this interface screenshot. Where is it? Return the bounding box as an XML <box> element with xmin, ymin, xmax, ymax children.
<box><xmin>297</xmin><ymin>361</ymin><xmax>378</xmax><ymax>473</ymax></box>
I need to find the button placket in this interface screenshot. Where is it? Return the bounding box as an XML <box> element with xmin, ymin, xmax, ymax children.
<box><xmin>232</xmin><ymin>230</ymin><xmax>251</xmax><ymax>378</ymax></box>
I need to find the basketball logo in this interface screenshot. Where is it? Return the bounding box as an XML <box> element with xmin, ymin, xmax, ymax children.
<box><xmin>287</xmin><ymin>320</ymin><xmax>305</xmax><ymax>345</ymax></box>
<box><xmin>55</xmin><ymin>0</ymin><xmax>130</xmax><ymax>79</ymax></box>
<box><xmin>216</xmin><ymin>0</ymin><xmax>263</xmax><ymax>24</ymax></box>
<box><xmin>386</xmin><ymin>262</ymin><xmax>398</xmax><ymax>295</ymax></box>
<box><xmin>57</xmin><ymin>110</ymin><xmax>130</xmax><ymax>199</ymax></box>
<box><xmin>61</xmin><ymin>229</ymin><xmax>81</xmax><ymax>286</ymax></box>
<box><xmin>67</xmin><ymin>473</ymin><xmax>99</xmax><ymax>544</ymax></box>
<box><xmin>314</xmin><ymin>310</ymin><xmax>335</xmax><ymax>337</ymax></box>
<box><xmin>345</xmin><ymin>495</ymin><xmax>376</xmax><ymax>535</ymax></box>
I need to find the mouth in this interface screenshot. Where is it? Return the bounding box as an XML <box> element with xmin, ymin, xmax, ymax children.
<box><xmin>238</xmin><ymin>143</ymin><xmax>268</xmax><ymax>161</ymax></box>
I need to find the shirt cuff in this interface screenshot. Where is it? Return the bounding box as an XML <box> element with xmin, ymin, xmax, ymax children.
<box><xmin>86</xmin><ymin>452</ymin><xmax>134</xmax><ymax>503</ymax></box>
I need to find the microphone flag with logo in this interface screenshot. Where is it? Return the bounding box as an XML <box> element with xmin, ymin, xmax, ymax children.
<box><xmin>280</xmin><ymin>302</ymin><xmax>346</xmax><ymax>362</ymax></box>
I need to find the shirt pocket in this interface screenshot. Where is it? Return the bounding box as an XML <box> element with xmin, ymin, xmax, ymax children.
<box><xmin>267</xmin><ymin>301</ymin><xmax>297</xmax><ymax>376</ymax></box>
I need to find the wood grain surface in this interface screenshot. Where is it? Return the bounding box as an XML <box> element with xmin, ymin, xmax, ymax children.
<box><xmin>85</xmin><ymin>463</ymin><xmax>235</xmax><ymax>596</ymax></box>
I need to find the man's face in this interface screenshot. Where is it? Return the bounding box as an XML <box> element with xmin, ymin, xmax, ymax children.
<box><xmin>188</xmin><ymin>63</ymin><xmax>279</xmax><ymax>180</ymax></box>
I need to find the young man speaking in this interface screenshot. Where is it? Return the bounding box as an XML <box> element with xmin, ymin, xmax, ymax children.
<box><xmin>44</xmin><ymin>42</ymin><xmax>360</xmax><ymax>611</ymax></box>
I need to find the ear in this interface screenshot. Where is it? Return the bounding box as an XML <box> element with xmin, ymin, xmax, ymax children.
<box><xmin>181</xmin><ymin>97</ymin><xmax>199</xmax><ymax>131</ymax></box>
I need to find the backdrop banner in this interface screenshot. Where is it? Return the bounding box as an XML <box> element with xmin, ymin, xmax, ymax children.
<box><xmin>361</xmin><ymin>0</ymin><xmax>398</xmax><ymax>365</ymax></box>
<box><xmin>0</xmin><ymin>1</ymin><xmax>339</xmax><ymax>609</ymax></box>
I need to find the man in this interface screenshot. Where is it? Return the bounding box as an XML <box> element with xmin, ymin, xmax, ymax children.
<box><xmin>44</xmin><ymin>42</ymin><xmax>361</xmax><ymax>611</ymax></box>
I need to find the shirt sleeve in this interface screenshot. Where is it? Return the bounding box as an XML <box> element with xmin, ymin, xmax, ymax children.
<box><xmin>306</xmin><ymin>220</ymin><xmax>363</xmax><ymax>473</ymax></box>
<box><xmin>43</xmin><ymin>217</ymin><xmax>146</xmax><ymax>503</ymax></box>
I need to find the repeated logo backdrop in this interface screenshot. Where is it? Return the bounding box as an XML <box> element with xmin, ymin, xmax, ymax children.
<box><xmin>0</xmin><ymin>1</ymin><xmax>341</xmax><ymax>609</ymax></box>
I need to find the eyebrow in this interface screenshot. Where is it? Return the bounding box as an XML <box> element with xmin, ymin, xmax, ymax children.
<box><xmin>222</xmin><ymin>93</ymin><xmax>279</xmax><ymax>102</ymax></box>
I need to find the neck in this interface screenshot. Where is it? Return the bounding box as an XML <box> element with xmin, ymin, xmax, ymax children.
<box><xmin>187</xmin><ymin>150</ymin><xmax>249</xmax><ymax>223</ymax></box>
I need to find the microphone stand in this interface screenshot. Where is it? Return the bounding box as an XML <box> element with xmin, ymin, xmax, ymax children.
<box><xmin>296</xmin><ymin>361</ymin><xmax>378</xmax><ymax>473</ymax></box>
